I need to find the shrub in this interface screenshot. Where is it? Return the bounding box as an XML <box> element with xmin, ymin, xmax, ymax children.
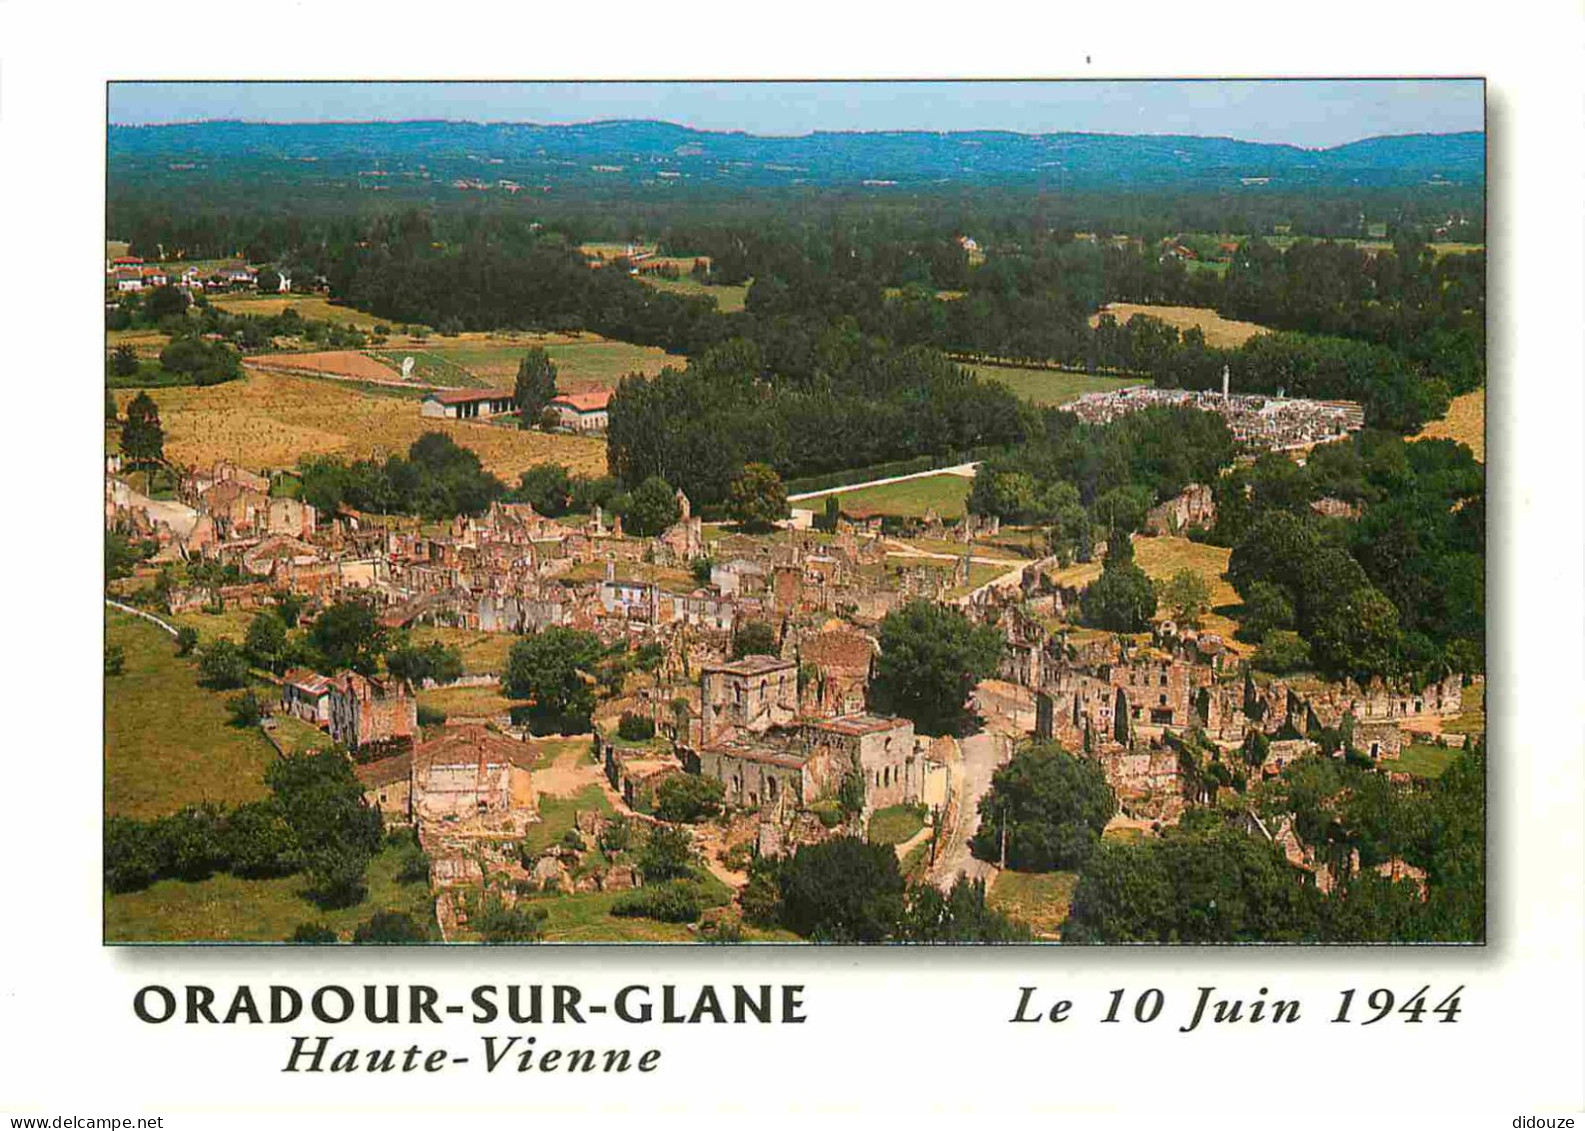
<box><xmin>638</xmin><ymin>825</ymin><xmax>695</xmax><ymax>884</ymax></box>
<box><xmin>352</xmin><ymin>910</ymin><xmax>428</xmax><ymax>944</ymax></box>
<box><xmin>174</xmin><ymin>626</ymin><xmax>199</xmax><ymax>656</ymax></box>
<box><xmin>417</xmin><ymin>704</ymin><xmax>448</xmax><ymax>728</ymax></box>
<box><xmin>610</xmin><ymin>880</ymin><xmax>704</xmax><ymax>923</ymax></box>
<box><xmin>617</xmin><ymin>711</ymin><xmax>656</xmax><ymax>741</ymax></box>
<box><xmin>198</xmin><ymin>638</ymin><xmax>250</xmax><ymax>689</ymax></box>
<box><xmin>395</xmin><ymin>845</ymin><xmax>431</xmax><ymax>884</ymax></box>
<box><xmin>104</xmin><ymin>816</ymin><xmax>163</xmax><ymax>892</ymax></box>
<box><xmin>226</xmin><ymin>689</ymin><xmax>264</xmax><ymax>728</ymax></box>
<box><xmin>598</xmin><ymin>815</ymin><xmax>633</xmax><ymax>855</ymax></box>
<box><xmin>473</xmin><ymin>892</ymin><xmax>547</xmax><ymax>942</ymax></box>
<box><xmin>809</xmin><ymin>799</ymin><xmax>845</xmax><ymax>829</ymax></box>
<box><xmin>1255</xmin><ymin>630</ymin><xmax>1313</xmax><ymax>674</ymax></box>
<box><xmin>653</xmin><ymin>774</ymin><xmax>726</xmax><ymax>823</ymax></box>
<box><xmin>105</xmin><ymin>645</ymin><xmax>126</xmax><ymax>677</ymax></box>
<box><xmin>291</xmin><ymin>922</ymin><xmax>338</xmax><ymax>944</ymax></box>
<box><xmin>722</xmin><ymin>841</ymin><xmax>754</xmax><ymax>873</ymax></box>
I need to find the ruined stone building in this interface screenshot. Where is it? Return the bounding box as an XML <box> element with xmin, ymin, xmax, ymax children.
<box><xmin>408</xmin><ymin>725</ymin><xmax>536</xmax><ymax>824</ymax></box>
<box><xmin>328</xmin><ymin>672</ymin><xmax>418</xmax><ymax>755</ymax></box>
<box><xmin>280</xmin><ymin>668</ymin><xmax>334</xmax><ymax>727</ymax></box>
<box><xmin>699</xmin><ymin>655</ymin><xmax>801</xmax><ymax>742</ymax></box>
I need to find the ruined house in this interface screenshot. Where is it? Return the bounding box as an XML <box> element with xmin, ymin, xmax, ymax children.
<box><xmin>328</xmin><ymin>672</ymin><xmax>419</xmax><ymax>755</ymax></box>
<box><xmin>409</xmin><ymin>725</ymin><xmax>536</xmax><ymax>824</ymax></box>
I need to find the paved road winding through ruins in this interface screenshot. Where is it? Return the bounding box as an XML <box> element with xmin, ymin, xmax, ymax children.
<box><xmin>928</xmin><ymin>731</ymin><xmax>1011</xmax><ymax>891</ymax></box>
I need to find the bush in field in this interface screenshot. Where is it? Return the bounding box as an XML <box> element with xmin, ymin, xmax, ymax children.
<box><xmin>610</xmin><ymin>880</ymin><xmax>704</xmax><ymax>923</ymax></box>
<box><xmin>198</xmin><ymin>639</ymin><xmax>250</xmax><ymax>689</ymax></box>
<box><xmin>638</xmin><ymin>826</ymin><xmax>696</xmax><ymax>884</ymax></box>
<box><xmin>473</xmin><ymin>892</ymin><xmax>547</xmax><ymax>942</ymax></box>
<box><xmin>617</xmin><ymin>711</ymin><xmax>656</xmax><ymax>742</ymax></box>
<box><xmin>653</xmin><ymin>774</ymin><xmax>725</xmax><ymax>824</ymax></box>
<box><xmin>291</xmin><ymin>922</ymin><xmax>338</xmax><ymax>943</ymax></box>
<box><xmin>226</xmin><ymin>689</ymin><xmax>265</xmax><ymax>728</ymax></box>
<box><xmin>352</xmin><ymin>911</ymin><xmax>428</xmax><ymax>944</ymax></box>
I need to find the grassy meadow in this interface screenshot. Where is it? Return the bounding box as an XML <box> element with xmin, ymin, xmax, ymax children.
<box><xmin>105</xmin><ymin>610</ymin><xmax>276</xmax><ymax>820</ymax></box>
<box><xmin>970</xmin><ymin>364</ymin><xmax>1144</xmax><ymax>406</ymax></box>
<box><xmin>987</xmin><ymin>870</ymin><xmax>1079</xmax><ymax>938</ymax></box>
<box><xmin>105</xmin><ymin>840</ymin><xmax>436</xmax><ymax>943</ymax></box>
<box><xmin>828</xmin><ymin>472</ymin><xmax>973</xmax><ymax>520</ymax></box>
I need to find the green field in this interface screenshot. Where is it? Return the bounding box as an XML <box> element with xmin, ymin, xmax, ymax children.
<box><xmin>637</xmin><ymin>274</ymin><xmax>749</xmax><ymax>313</ymax></box>
<box><xmin>968</xmin><ymin>363</ymin><xmax>1145</xmax><ymax>406</ymax></box>
<box><xmin>104</xmin><ymin>841</ymin><xmax>436</xmax><ymax>943</ymax></box>
<box><xmin>514</xmin><ymin>869</ymin><xmax>755</xmax><ymax>943</ymax></box>
<box><xmin>207</xmin><ymin>293</ymin><xmax>389</xmax><ymax>330</ymax></box>
<box><xmin>367</xmin><ymin>348</ymin><xmax>476</xmax><ymax>385</ymax></box>
<box><xmin>105</xmin><ymin>610</ymin><xmax>276</xmax><ymax>819</ymax></box>
<box><xmin>1392</xmin><ymin>744</ymin><xmax>1461</xmax><ymax>779</ymax></box>
<box><xmin>987</xmin><ymin>870</ymin><xmax>1079</xmax><ymax>937</ymax></box>
<box><xmin>867</xmin><ymin>804</ymin><xmax>927</xmax><ymax>846</ymax></box>
<box><xmin>828</xmin><ymin>472</ymin><xmax>973</xmax><ymax>520</ymax></box>
<box><xmin>378</xmin><ymin>337</ymin><xmax>680</xmax><ymax>390</ymax></box>
<box><xmin>521</xmin><ymin>784</ymin><xmax>614</xmax><ymax>858</ymax></box>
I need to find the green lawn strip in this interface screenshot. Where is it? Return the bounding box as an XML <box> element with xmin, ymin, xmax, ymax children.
<box><xmin>521</xmin><ymin>784</ymin><xmax>614</xmax><ymax>857</ymax></box>
<box><xmin>831</xmin><ymin>473</ymin><xmax>972</xmax><ymax>520</ymax></box>
<box><xmin>104</xmin><ymin>841</ymin><xmax>436</xmax><ymax>943</ymax></box>
<box><xmin>867</xmin><ymin>804</ymin><xmax>928</xmax><ymax>846</ymax></box>
<box><xmin>1391</xmin><ymin>744</ymin><xmax>1460</xmax><ymax>779</ymax></box>
<box><xmin>967</xmin><ymin>364</ymin><xmax>1147</xmax><ymax>406</ymax></box>
<box><xmin>105</xmin><ymin>611</ymin><xmax>276</xmax><ymax>819</ymax></box>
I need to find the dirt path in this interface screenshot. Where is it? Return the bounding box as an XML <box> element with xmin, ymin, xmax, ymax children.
<box><xmin>880</xmin><ymin>538</ymin><xmax>1022</xmax><ymax>567</ymax></box>
<box><xmin>531</xmin><ymin>736</ymin><xmax>601</xmax><ymax>798</ymax></box>
<box><xmin>927</xmin><ymin>731</ymin><xmax>1010</xmax><ymax>891</ymax></box>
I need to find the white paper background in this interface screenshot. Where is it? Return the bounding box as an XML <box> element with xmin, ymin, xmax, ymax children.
<box><xmin>1</xmin><ymin>1</ymin><xmax>1579</xmax><ymax>1122</ymax></box>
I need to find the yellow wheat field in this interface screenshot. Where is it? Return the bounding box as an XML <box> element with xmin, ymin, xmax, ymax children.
<box><xmin>1415</xmin><ymin>388</ymin><xmax>1485</xmax><ymax>462</ymax></box>
<box><xmin>1091</xmin><ymin>303</ymin><xmax>1271</xmax><ymax>349</ymax></box>
<box><xmin>114</xmin><ymin>369</ymin><xmax>607</xmax><ymax>480</ymax></box>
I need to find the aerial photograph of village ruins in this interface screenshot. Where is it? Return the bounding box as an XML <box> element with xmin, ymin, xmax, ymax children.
<box><xmin>102</xmin><ymin>80</ymin><xmax>1486</xmax><ymax>944</ymax></box>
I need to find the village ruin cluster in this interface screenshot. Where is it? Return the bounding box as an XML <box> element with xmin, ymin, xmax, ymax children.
<box><xmin>105</xmin><ymin>442</ymin><xmax>1479</xmax><ymax>939</ymax></box>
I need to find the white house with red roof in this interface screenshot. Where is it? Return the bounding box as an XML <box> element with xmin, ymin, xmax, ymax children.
<box><xmin>547</xmin><ymin>389</ymin><xmax>612</xmax><ymax>434</ymax></box>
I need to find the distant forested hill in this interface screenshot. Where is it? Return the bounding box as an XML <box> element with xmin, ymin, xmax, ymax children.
<box><xmin>108</xmin><ymin>119</ymin><xmax>1485</xmax><ymax>199</ymax></box>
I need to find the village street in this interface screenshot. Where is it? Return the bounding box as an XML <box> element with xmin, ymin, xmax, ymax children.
<box><xmin>927</xmin><ymin>730</ymin><xmax>1011</xmax><ymax>891</ymax></box>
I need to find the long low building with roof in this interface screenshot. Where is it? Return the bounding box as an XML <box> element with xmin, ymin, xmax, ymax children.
<box><xmin>420</xmin><ymin>388</ymin><xmax>517</xmax><ymax>420</ymax></box>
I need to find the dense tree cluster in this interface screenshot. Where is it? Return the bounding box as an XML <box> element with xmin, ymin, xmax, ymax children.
<box><xmin>1223</xmin><ymin>432</ymin><xmax>1484</xmax><ymax>682</ymax></box>
<box><xmin>606</xmin><ymin>334</ymin><xmax>1026</xmax><ymax>506</ymax></box>
<box><xmin>299</xmin><ymin>432</ymin><xmax>506</xmax><ymax>520</ymax></box>
<box><xmin>104</xmin><ymin>750</ymin><xmax>385</xmax><ymax>908</ymax></box>
<box><xmin>1064</xmin><ymin>743</ymin><xmax>1484</xmax><ymax>943</ymax></box>
<box><xmin>756</xmin><ymin>836</ymin><xmax>1030</xmax><ymax>942</ymax></box>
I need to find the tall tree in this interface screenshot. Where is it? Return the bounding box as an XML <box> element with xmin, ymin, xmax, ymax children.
<box><xmin>871</xmin><ymin>600</ymin><xmax>1004</xmax><ymax>735</ymax></box>
<box><xmin>625</xmin><ymin>475</ymin><xmax>682</xmax><ymax>537</ymax></box>
<box><xmin>727</xmin><ymin>462</ymin><xmax>788</xmax><ymax>531</ymax></box>
<box><xmin>969</xmin><ymin>742</ymin><xmax>1117</xmax><ymax>871</ymax></box>
<box><xmin>120</xmin><ymin>391</ymin><xmax>165</xmax><ymax>466</ymax></box>
<box><xmin>504</xmin><ymin>627</ymin><xmax>605</xmax><ymax>725</ymax></box>
<box><xmin>513</xmin><ymin>347</ymin><xmax>559</xmax><ymax>429</ymax></box>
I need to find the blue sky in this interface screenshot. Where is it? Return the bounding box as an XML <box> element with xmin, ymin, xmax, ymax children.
<box><xmin>109</xmin><ymin>80</ymin><xmax>1483</xmax><ymax>148</ymax></box>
